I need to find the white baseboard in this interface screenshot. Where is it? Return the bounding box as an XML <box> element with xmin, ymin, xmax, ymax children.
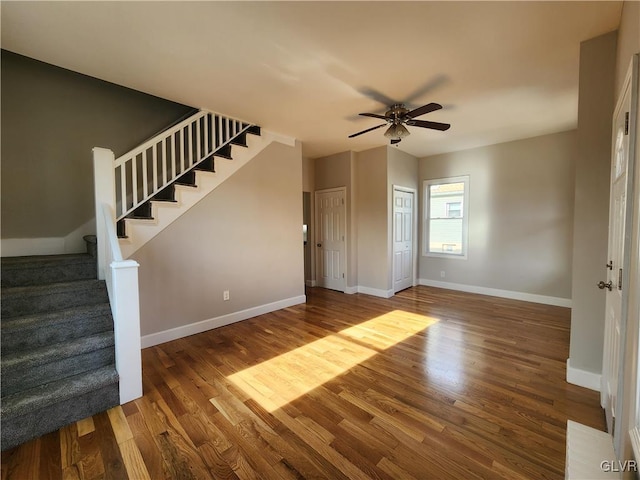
<box><xmin>141</xmin><ymin>295</ymin><xmax>306</xmax><ymax>348</ymax></box>
<box><xmin>343</xmin><ymin>285</ymin><xmax>393</xmax><ymax>298</ymax></box>
<box><xmin>1</xmin><ymin>219</ymin><xmax>96</xmax><ymax>257</ymax></box>
<box><xmin>356</xmin><ymin>286</ymin><xmax>394</xmax><ymax>298</ymax></box>
<box><xmin>418</xmin><ymin>278</ymin><xmax>572</xmax><ymax>308</ymax></box>
<box><xmin>566</xmin><ymin>358</ymin><xmax>601</xmax><ymax>392</ymax></box>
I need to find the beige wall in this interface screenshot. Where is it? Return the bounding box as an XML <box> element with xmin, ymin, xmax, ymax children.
<box><xmin>615</xmin><ymin>1</ymin><xmax>640</xmax><ymax>102</ymax></box>
<box><xmin>388</xmin><ymin>148</ymin><xmax>419</xmax><ymax>290</ymax></box>
<box><xmin>1</xmin><ymin>50</ymin><xmax>194</xmax><ymax>239</ymax></box>
<box><xmin>388</xmin><ymin>148</ymin><xmax>419</xmax><ymax>191</ymax></box>
<box><xmin>419</xmin><ymin>130</ymin><xmax>576</xmax><ymax>299</ymax></box>
<box><xmin>302</xmin><ymin>156</ymin><xmax>315</xmax><ymax>193</ymax></box>
<box><xmin>355</xmin><ymin>147</ymin><xmax>388</xmax><ymax>291</ymax></box>
<box><xmin>569</xmin><ymin>31</ymin><xmax>617</xmax><ymax>376</ymax></box>
<box><xmin>314</xmin><ymin>151</ymin><xmax>358</xmax><ymax>288</ymax></box>
<box><xmin>132</xmin><ymin>141</ymin><xmax>304</xmax><ymax>337</ymax></box>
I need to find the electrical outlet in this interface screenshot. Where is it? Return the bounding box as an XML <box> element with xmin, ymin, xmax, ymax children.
<box><xmin>223</xmin><ymin>290</ymin><xmax>230</xmax><ymax>301</ymax></box>
<box><xmin>440</xmin><ymin>271</ymin><xmax>446</xmax><ymax>278</ymax></box>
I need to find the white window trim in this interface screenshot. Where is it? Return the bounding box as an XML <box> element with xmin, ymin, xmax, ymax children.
<box><xmin>423</xmin><ymin>175</ymin><xmax>470</xmax><ymax>260</ymax></box>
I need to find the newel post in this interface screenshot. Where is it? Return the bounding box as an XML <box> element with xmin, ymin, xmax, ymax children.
<box><xmin>111</xmin><ymin>260</ymin><xmax>142</xmax><ymax>403</ymax></box>
<box><xmin>93</xmin><ymin>147</ymin><xmax>116</xmax><ymax>280</ymax></box>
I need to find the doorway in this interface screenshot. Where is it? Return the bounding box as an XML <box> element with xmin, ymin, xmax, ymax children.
<box><xmin>601</xmin><ymin>56</ymin><xmax>638</xmax><ymax>447</ymax></box>
<box><xmin>393</xmin><ymin>187</ymin><xmax>416</xmax><ymax>293</ymax></box>
<box><xmin>315</xmin><ymin>187</ymin><xmax>346</xmax><ymax>292</ymax></box>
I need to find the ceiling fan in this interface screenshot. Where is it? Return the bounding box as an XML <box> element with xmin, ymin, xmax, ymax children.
<box><xmin>348</xmin><ymin>102</ymin><xmax>450</xmax><ymax>145</ymax></box>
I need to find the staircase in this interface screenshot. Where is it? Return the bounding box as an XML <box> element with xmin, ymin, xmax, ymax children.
<box><xmin>109</xmin><ymin>111</ymin><xmax>276</xmax><ymax>259</ymax></box>
<box><xmin>1</xmin><ymin>251</ymin><xmax>119</xmax><ymax>451</ymax></box>
<box><xmin>0</xmin><ymin>110</ymin><xmax>291</xmax><ymax>451</ymax></box>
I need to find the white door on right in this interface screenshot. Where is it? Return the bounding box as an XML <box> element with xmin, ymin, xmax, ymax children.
<box><xmin>601</xmin><ymin>71</ymin><xmax>633</xmax><ymax>437</ymax></box>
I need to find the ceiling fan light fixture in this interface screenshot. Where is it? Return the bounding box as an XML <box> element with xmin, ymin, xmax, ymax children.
<box><xmin>384</xmin><ymin>123</ymin><xmax>410</xmax><ymax>140</ymax></box>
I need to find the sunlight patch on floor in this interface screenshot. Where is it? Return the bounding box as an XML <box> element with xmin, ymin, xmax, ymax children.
<box><xmin>226</xmin><ymin>310</ymin><xmax>439</xmax><ymax>411</ymax></box>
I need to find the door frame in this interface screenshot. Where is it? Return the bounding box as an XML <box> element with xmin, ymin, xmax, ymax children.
<box><xmin>391</xmin><ymin>185</ymin><xmax>418</xmax><ymax>294</ymax></box>
<box><xmin>607</xmin><ymin>54</ymin><xmax>639</xmax><ymax>457</ymax></box>
<box><xmin>614</xmin><ymin>54</ymin><xmax>640</xmax><ymax>461</ymax></box>
<box><xmin>314</xmin><ymin>187</ymin><xmax>347</xmax><ymax>293</ymax></box>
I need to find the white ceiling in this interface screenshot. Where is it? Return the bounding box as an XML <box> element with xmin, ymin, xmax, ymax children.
<box><xmin>1</xmin><ymin>1</ymin><xmax>623</xmax><ymax>159</ymax></box>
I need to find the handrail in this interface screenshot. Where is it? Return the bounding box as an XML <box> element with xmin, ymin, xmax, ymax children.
<box><xmin>113</xmin><ymin>109</ymin><xmax>253</xmax><ymax>221</ymax></box>
<box><xmin>113</xmin><ymin>110</ymin><xmax>208</xmax><ymax>169</ymax></box>
<box><xmin>101</xmin><ymin>203</ymin><xmax>123</xmax><ymax>263</ymax></box>
<box><xmin>130</xmin><ymin>107</ymin><xmax>199</xmax><ymax>150</ymax></box>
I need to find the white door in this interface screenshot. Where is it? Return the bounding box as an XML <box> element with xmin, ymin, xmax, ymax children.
<box><xmin>315</xmin><ymin>188</ymin><xmax>346</xmax><ymax>292</ymax></box>
<box><xmin>393</xmin><ymin>188</ymin><xmax>415</xmax><ymax>293</ymax></box>
<box><xmin>601</xmin><ymin>68</ymin><xmax>635</xmax><ymax>436</ymax></box>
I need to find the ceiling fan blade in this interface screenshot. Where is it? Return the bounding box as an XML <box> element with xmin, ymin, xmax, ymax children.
<box><xmin>348</xmin><ymin>123</ymin><xmax>387</xmax><ymax>138</ymax></box>
<box><xmin>410</xmin><ymin>119</ymin><xmax>451</xmax><ymax>131</ymax></box>
<box><xmin>356</xmin><ymin>87</ymin><xmax>398</xmax><ymax>107</ymax></box>
<box><xmin>404</xmin><ymin>75</ymin><xmax>450</xmax><ymax>105</ymax></box>
<box><xmin>406</xmin><ymin>103</ymin><xmax>443</xmax><ymax>119</ymax></box>
<box><xmin>359</xmin><ymin>113</ymin><xmax>388</xmax><ymax>120</ymax></box>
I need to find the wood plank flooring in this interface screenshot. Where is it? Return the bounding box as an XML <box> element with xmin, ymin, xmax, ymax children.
<box><xmin>2</xmin><ymin>286</ymin><xmax>605</xmax><ymax>479</ymax></box>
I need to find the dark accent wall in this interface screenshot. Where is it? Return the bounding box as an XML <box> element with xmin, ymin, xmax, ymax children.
<box><xmin>1</xmin><ymin>50</ymin><xmax>195</xmax><ymax>238</ymax></box>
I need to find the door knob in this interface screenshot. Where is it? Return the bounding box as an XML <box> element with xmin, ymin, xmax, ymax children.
<box><xmin>316</xmin><ymin>243</ymin><xmax>322</xmax><ymax>247</ymax></box>
<box><xmin>597</xmin><ymin>280</ymin><xmax>613</xmax><ymax>291</ymax></box>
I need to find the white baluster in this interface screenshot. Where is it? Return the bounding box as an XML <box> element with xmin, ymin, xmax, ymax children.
<box><xmin>142</xmin><ymin>150</ymin><xmax>148</xmax><ymax>200</ymax></box>
<box><xmin>188</xmin><ymin>122</ymin><xmax>193</xmax><ymax>165</ymax></box>
<box><xmin>204</xmin><ymin>114</ymin><xmax>210</xmax><ymax>155</ymax></box>
<box><xmin>196</xmin><ymin>117</ymin><xmax>202</xmax><ymax>161</ymax></box>
<box><xmin>180</xmin><ymin>128</ymin><xmax>185</xmax><ymax>174</ymax></box>
<box><xmin>216</xmin><ymin>115</ymin><xmax>222</xmax><ymax>148</ymax></box>
<box><xmin>131</xmin><ymin>155</ymin><xmax>138</xmax><ymax>208</ymax></box>
<box><xmin>170</xmin><ymin>134</ymin><xmax>176</xmax><ymax>182</ymax></box>
<box><xmin>152</xmin><ymin>142</ymin><xmax>158</xmax><ymax>193</ymax></box>
<box><xmin>162</xmin><ymin>138</ymin><xmax>167</xmax><ymax>186</ymax></box>
<box><xmin>121</xmin><ymin>161</ymin><xmax>128</xmax><ymax>213</ymax></box>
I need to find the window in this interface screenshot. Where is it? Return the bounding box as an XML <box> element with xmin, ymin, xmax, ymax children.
<box><xmin>424</xmin><ymin>176</ymin><xmax>469</xmax><ymax>258</ymax></box>
<box><xmin>445</xmin><ymin>202</ymin><xmax>462</xmax><ymax>218</ymax></box>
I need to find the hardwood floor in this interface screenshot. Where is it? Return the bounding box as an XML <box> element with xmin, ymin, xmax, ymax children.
<box><xmin>1</xmin><ymin>286</ymin><xmax>605</xmax><ymax>479</ymax></box>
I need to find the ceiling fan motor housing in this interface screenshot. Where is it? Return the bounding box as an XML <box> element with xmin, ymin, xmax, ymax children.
<box><xmin>386</xmin><ymin>104</ymin><xmax>409</xmax><ymax>123</ymax></box>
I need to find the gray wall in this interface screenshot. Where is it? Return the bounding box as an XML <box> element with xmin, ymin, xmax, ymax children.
<box><xmin>569</xmin><ymin>32</ymin><xmax>617</xmax><ymax>376</ymax></box>
<box><xmin>131</xmin><ymin>141</ymin><xmax>304</xmax><ymax>337</ymax></box>
<box><xmin>419</xmin><ymin>130</ymin><xmax>576</xmax><ymax>299</ymax></box>
<box><xmin>1</xmin><ymin>50</ymin><xmax>194</xmax><ymax>239</ymax></box>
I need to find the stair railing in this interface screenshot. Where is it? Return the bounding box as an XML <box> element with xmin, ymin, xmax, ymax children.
<box><xmin>93</xmin><ymin>147</ymin><xmax>142</xmax><ymax>404</ymax></box>
<box><xmin>114</xmin><ymin>110</ymin><xmax>252</xmax><ymax>221</ymax></box>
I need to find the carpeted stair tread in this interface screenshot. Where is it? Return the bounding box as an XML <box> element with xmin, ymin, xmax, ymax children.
<box><xmin>1</xmin><ymin>279</ymin><xmax>108</xmax><ymax>318</ymax></box>
<box><xmin>1</xmin><ymin>303</ymin><xmax>112</xmax><ymax>332</ymax></box>
<box><xmin>1</xmin><ymin>253</ymin><xmax>96</xmax><ymax>288</ymax></box>
<box><xmin>1</xmin><ymin>331</ymin><xmax>114</xmax><ymax>371</ymax></box>
<box><xmin>1</xmin><ymin>331</ymin><xmax>116</xmax><ymax>396</ymax></box>
<box><xmin>1</xmin><ymin>253</ymin><xmax>94</xmax><ymax>266</ymax></box>
<box><xmin>0</xmin><ymin>366</ymin><xmax>119</xmax><ymax>419</ymax></box>
<box><xmin>1</xmin><ymin>303</ymin><xmax>113</xmax><ymax>354</ymax></box>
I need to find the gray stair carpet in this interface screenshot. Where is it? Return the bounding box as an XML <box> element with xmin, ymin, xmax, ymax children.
<box><xmin>1</xmin><ymin>253</ymin><xmax>120</xmax><ymax>451</ymax></box>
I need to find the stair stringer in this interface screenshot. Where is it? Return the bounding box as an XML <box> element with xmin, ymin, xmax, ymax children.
<box><xmin>119</xmin><ymin>130</ymin><xmax>294</xmax><ymax>259</ymax></box>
